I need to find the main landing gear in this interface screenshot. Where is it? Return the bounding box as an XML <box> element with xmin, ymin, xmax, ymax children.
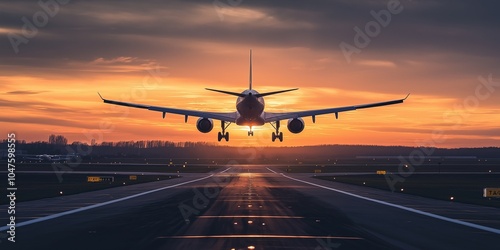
<box><xmin>218</xmin><ymin>121</ymin><xmax>231</xmax><ymax>142</ymax></box>
<box><xmin>270</xmin><ymin>121</ymin><xmax>283</xmax><ymax>142</ymax></box>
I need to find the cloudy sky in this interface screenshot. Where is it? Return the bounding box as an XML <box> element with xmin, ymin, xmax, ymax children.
<box><xmin>1</xmin><ymin>0</ymin><xmax>499</xmax><ymax>147</ymax></box>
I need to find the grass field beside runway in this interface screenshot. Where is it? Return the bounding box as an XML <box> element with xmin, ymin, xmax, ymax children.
<box><xmin>277</xmin><ymin>159</ymin><xmax>500</xmax><ymax>173</ymax></box>
<box><xmin>13</xmin><ymin>162</ymin><xmax>221</xmax><ymax>173</ymax></box>
<box><xmin>316</xmin><ymin>174</ymin><xmax>500</xmax><ymax>208</ymax></box>
<box><xmin>1</xmin><ymin>162</ymin><xmax>223</xmax><ymax>204</ymax></box>
<box><xmin>0</xmin><ymin>173</ymin><xmax>179</xmax><ymax>204</ymax></box>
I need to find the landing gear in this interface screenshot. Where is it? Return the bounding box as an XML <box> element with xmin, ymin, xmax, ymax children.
<box><xmin>218</xmin><ymin>121</ymin><xmax>231</xmax><ymax>142</ymax></box>
<box><xmin>218</xmin><ymin>132</ymin><xmax>229</xmax><ymax>142</ymax></box>
<box><xmin>272</xmin><ymin>132</ymin><xmax>283</xmax><ymax>142</ymax></box>
<box><xmin>270</xmin><ymin>121</ymin><xmax>283</xmax><ymax>142</ymax></box>
<box><xmin>248</xmin><ymin>126</ymin><xmax>254</xmax><ymax>136</ymax></box>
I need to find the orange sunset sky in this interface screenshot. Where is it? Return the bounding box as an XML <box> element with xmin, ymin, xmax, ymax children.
<box><xmin>1</xmin><ymin>0</ymin><xmax>499</xmax><ymax>147</ymax></box>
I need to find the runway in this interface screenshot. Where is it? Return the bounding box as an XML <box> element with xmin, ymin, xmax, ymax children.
<box><xmin>2</xmin><ymin>166</ymin><xmax>500</xmax><ymax>249</ymax></box>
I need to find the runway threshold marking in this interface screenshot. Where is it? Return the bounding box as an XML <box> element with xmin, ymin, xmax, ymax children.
<box><xmin>268</xmin><ymin>168</ymin><xmax>500</xmax><ymax>235</ymax></box>
<box><xmin>0</xmin><ymin>168</ymin><xmax>231</xmax><ymax>231</ymax></box>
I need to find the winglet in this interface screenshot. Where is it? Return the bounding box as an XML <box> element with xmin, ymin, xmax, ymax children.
<box><xmin>97</xmin><ymin>92</ymin><xmax>104</xmax><ymax>101</ymax></box>
<box><xmin>403</xmin><ymin>93</ymin><xmax>410</xmax><ymax>100</ymax></box>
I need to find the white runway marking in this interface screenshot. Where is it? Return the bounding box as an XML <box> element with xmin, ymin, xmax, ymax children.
<box><xmin>273</xmin><ymin>169</ymin><xmax>500</xmax><ymax>235</ymax></box>
<box><xmin>0</xmin><ymin>169</ymin><xmax>231</xmax><ymax>231</ymax></box>
<box><xmin>267</xmin><ymin>168</ymin><xmax>278</xmax><ymax>174</ymax></box>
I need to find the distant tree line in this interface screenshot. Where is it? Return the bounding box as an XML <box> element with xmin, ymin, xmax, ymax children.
<box><xmin>1</xmin><ymin>134</ymin><xmax>499</xmax><ymax>160</ymax></box>
<box><xmin>48</xmin><ymin>134</ymin><xmax>68</xmax><ymax>145</ymax></box>
<box><xmin>2</xmin><ymin>135</ymin><xmax>215</xmax><ymax>148</ymax></box>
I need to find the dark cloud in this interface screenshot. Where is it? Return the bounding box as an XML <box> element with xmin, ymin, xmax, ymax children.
<box><xmin>6</xmin><ymin>90</ymin><xmax>47</xmax><ymax>95</ymax></box>
<box><xmin>2</xmin><ymin>0</ymin><xmax>499</xmax><ymax>146</ymax></box>
<box><xmin>2</xmin><ymin>0</ymin><xmax>500</xmax><ymax>60</ymax></box>
<box><xmin>361</xmin><ymin>126</ymin><xmax>500</xmax><ymax>138</ymax></box>
<box><xmin>0</xmin><ymin>115</ymin><xmax>86</xmax><ymax>128</ymax></box>
<box><xmin>0</xmin><ymin>98</ymin><xmax>93</xmax><ymax>115</ymax></box>
<box><xmin>1</xmin><ymin>0</ymin><xmax>499</xmax><ymax>95</ymax></box>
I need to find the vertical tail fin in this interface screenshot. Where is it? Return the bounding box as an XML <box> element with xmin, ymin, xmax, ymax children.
<box><xmin>249</xmin><ymin>49</ymin><xmax>252</xmax><ymax>90</ymax></box>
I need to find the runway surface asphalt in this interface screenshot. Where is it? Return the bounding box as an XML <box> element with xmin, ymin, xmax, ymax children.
<box><xmin>1</xmin><ymin>166</ymin><xmax>499</xmax><ymax>250</ymax></box>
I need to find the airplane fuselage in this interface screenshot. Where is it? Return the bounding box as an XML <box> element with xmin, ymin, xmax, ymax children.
<box><xmin>235</xmin><ymin>90</ymin><xmax>265</xmax><ymax>126</ymax></box>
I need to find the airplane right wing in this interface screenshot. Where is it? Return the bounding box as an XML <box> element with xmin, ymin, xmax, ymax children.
<box><xmin>98</xmin><ymin>93</ymin><xmax>237</xmax><ymax>122</ymax></box>
<box><xmin>264</xmin><ymin>94</ymin><xmax>409</xmax><ymax>122</ymax></box>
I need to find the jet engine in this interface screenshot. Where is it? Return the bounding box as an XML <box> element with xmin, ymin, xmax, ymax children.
<box><xmin>196</xmin><ymin>118</ymin><xmax>213</xmax><ymax>133</ymax></box>
<box><xmin>287</xmin><ymin>118</ymin><xmax>305</xmax><ymax>133</ymax></box>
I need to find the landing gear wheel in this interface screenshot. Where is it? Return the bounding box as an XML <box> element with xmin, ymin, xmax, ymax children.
<box><xmin>278</xmin><ymin>132</ymin><xmax>283</xmax><ymax>142</ymax></box>
<box><xmin>217</xmin><ymin>132</ymin><xmax>223</xmax><ymax>142</ymax></box>
<box><xmin>224</xmin><ymin>132</ymin><xmax>229</xmax><ymax>142</ymax></box>
<box><xmin>248</xmin><ymin>126</ymin><xmax>254</xmax><ymax>136</ymax></box>
<box><xmin>272</xmin><ymin>132</ymin><xmax>276</xmax><ymax>142</ymax></box>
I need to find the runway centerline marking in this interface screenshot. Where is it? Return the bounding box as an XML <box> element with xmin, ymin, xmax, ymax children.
<box><xmin>0</xmin><ymin>168</ymin><xmax>231</xmax><ymax>231</ymax></box>
<box><xmin>276</xmin><ymin>170</ymin><xmax>500</xmax><ymax>235</ymax></box>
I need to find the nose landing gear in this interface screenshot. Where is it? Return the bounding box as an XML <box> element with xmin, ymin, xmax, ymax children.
<box><xmin>248</xmin><ymin>126</ymin><xmax>254</xmax><ymax>136</ymax></box>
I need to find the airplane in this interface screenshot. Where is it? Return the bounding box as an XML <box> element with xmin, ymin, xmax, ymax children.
<box><xmin>99</xmin><ymin>50</ymin><xmax>409</xmax><ymax>142</ymax></box>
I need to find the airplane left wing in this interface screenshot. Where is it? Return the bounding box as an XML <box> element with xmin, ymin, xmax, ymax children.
<box><xmin>98</xmin><ymin>93</ymin><xmax>237</xmax><ymax>122</ymax></box>
<box><xmin>264</xmin><ymin>94</ymin><xmax>409</xmax><ymax>122</ymax></box>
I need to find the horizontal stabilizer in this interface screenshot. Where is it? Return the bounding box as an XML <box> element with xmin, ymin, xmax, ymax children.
<box><xmin>205</xmin><ymin>88</ymin><xmax>246</xmax><ymax>97</ymax></box>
